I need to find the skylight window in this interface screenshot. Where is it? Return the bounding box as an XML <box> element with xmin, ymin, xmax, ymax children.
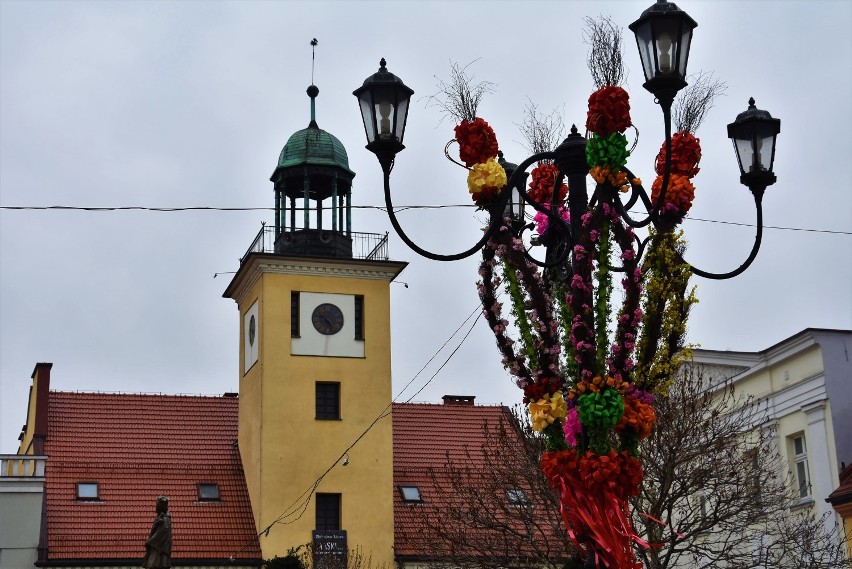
<box><xmin>198</xmin><ymin>483</ymin><xmax>221</xmax><ymax>501</ymax></box>
<box><xmin>507</xmin><ymin>488</ymin><xmax>529</xmax><ymax>507</ymax></box>
<box><xmin>399</xmin><ymin>485</ymin><xmax>422</xmax><ymax>502</ymax></box>
<box><xmin>77</xmin><ymin>482</ymin><xmax>99</xmax><ymax>500</ymax></box>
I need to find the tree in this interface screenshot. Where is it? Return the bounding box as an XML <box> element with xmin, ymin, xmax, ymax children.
<box><xmin>395</xmin><ymin>408</ymin><xmax>577</xmax><ymax>569</ymax></box>
<box><xmin>632</xmin><ymin>365</ymin><xmax>849</xmax><ymax>569</ymax></box>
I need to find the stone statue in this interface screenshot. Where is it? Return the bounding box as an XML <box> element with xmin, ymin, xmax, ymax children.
<box><xmin>142</xmin><ymin>496</ymin><xmax>172</xmax><ymax>568</ymax></box>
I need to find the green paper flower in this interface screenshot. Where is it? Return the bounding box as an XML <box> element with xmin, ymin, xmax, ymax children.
<box><xmin>585</xmin><ymin>132</ymin><xmax>630</xmax><ymax>170</ymax></box>
<box><xmin>577</xmin><ymin>388</ymin><xmax>625</xmax><ymax>429</ymax></box>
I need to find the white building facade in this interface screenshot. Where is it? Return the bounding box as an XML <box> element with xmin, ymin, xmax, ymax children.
<box><xmin>690</xmin><ymin>328</ymin><xmax>852</xmax><ymax>539</ymax></box>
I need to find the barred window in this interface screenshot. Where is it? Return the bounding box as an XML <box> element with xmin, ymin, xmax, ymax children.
<box><xmin>316</xmin><ymin>493</ymin><xmax>341</xmax><ymax>531</ymax></box>
<box><xmin>316</xmin><ymin>382</ymin><xmax>341</xmax><ymax>420</ymax></box>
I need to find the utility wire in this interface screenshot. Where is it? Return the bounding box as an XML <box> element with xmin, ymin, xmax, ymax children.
<box><xmin>1</xmin><ymin>204</ymin><xmax>849</xmax><ymax>235</ymax></box>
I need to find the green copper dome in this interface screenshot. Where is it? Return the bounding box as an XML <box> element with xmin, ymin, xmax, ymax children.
<box><xmin>276</xmin><ymin>124</ymin><xmax>354</xmax><ymax>174</ymax></box>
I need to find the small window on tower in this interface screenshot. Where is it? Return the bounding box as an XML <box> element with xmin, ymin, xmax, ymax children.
<box><xmin>77</xmin><ymin>482</ymin><xmax>99</xmax><ymax>500</ymax></box>
<box><xmin>315</xmin><ymin>493</ymin><xmax>341</xmax><ymax>531</ymax></box>
<box><xmin>291</xmin><ymin>292</ymin><xmax>300</xmax><ymax>338</ymax></box>
<box><xmin>316</xmin><ymin>382</ymin><xmax>341</xmax><ymax>420</ymax></box>
<box><xmin>354</xmin><ymin>295</ymin><xmax>364</xmax><ymax>341</ymax></box>
<box><xmin>198</xmin><ymin>483</ymin><xmax>220</xmax><ymax>501</ymax></box>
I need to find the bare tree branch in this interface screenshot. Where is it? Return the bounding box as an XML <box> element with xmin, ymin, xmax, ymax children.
<box><xmin>397</xmin><ymin>408</ymin><xmax>577</xmax><ymax>569</ymax></box>
<box><xmin>583</xmin><ymin>16</ymin><xmax>626</xmax><ymax>88</ymax></box>
<box><xmin>516</xmin><ymin>99</ymin><xmax>565</xmax><ymax>157</ymax></box>
<box><xmin>673</xmin><ymin>72</ymin><xmax>727</xmax><ymax>134</ymax></box>
<box><xmin>632</xmin><ymin>366</ymin><xmax>849</xmax><ymax>569</ymax></box>
<box><xmin>426</xmin><ymin>60</ymin><xmax>496</xmax><ymax>125</ymax></box>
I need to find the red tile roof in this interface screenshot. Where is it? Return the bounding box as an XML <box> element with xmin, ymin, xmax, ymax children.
<box><xmin>43</xmin><ymin>391</ymin><xmax>261</xmax><ymax>565</ymax></box>
<box><xmin>392</xmin><ymin>402</ymin><xmax>570</xmax><ymax>562</ymax></box>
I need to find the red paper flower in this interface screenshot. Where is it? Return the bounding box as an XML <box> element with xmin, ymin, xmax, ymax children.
<box><xmin>454</xmin><ymin>117</ymin><xmax>499</xmax><ymax>167</ymax></box>
<box><xmin>655</xmin><ymin>131</ymin><xmax>702</xmax><ymax>178</ymax></box>
<box><xmin>541</xmin><ymin>449</ymin><xmax>582</xmax><ymax>487</ymax></box>
<box><xmin>579</xmin><ymin>450</ymin><xmax>644</xmax><ymax>500</ymax></box>
<box><xmin>527</xmin><ymin>162</ymin><xmax>568</xmax><ymax>204</ymax></box>
<box><xmin>586</xmin><ymin>86</ymin><xmax>632</xmax><ymax>137</ymax></box>
<box><xmin>651</xmin><ymin>173</ymin><xmax>696</xmax><ymax>218</ymax></box>
<box><xmin>523</xmin><ymin>376</ymin><xmax>565</xmax><ymax>404</ymax></box>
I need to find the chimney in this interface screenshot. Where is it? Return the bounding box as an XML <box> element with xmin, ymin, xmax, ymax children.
<box><xmin>442</xmin><ymin>395</ymin><xmax>475</xmax><ymax>406</ymax></box>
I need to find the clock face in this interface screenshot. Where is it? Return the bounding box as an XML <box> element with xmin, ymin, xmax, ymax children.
<box><xmin>248</xmin><ymin>315</ymin><xmax>256</xmax><ymax>346</ymax></box>
<box><xmin>311</xmin><ymin>303</ymin><xmax>344</xmax><ymax>335</ymax></box>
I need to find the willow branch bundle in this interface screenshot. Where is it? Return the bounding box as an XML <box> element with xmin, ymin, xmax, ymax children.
<box><xmin>584</xmin><ymin>16</ymin><xmax>626</xmax><ymax>88</ymax></box>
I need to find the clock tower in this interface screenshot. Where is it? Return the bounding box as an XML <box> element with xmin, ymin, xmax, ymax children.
<box><xmin>223</xmin><ymin>84</ymin><xmax>405</xmax><ymax>565</ymax></box>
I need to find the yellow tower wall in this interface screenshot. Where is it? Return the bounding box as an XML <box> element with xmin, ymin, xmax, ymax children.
<box><xmin>226</xmin><ymin>254</ymin><xmax>405</xmax><ymax>567</ymax></box>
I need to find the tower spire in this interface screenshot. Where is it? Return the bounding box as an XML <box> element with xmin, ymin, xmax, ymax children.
<box><xmin>308</xmin><ymin>38</ymin><xmax>319</xmax><ymax>128</ymax></box>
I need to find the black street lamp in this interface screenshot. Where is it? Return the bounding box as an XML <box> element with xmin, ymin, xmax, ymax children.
<box><xmin>355</xmin><ymin>3</ymin><xmax>780</xmax><ymax>566</ymax></box>
<box><xmin>354</xmin><ymin>14</ymin><xmax>779</xmax><ymax>279</ymax></box>
<box><xmin>352</xmin><ymin>57</ymin><xmax>414</xmax><ymax>171</ymax></box>
<box><xmin>728</xmin><ymin>97</ymin><xmax>781</xmax><ymax>195</ymax></box>
<box><xmin>629</xmin><ymin>0</ymin><xmax>697</xmax><ymax>107</ymax></box>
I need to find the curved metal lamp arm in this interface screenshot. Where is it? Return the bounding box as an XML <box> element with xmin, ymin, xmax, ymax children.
<box><xmin>382</xmin><ymin>167</ymin><xmax>502</xmax><ymax>261</ymax></box>
<box><xmin>684</xmin><ymin>189</ymin><xmax>765</xmax><ymax>280</ymax></box>
<box><xmin>607</xmin><ymin>102</ymin><xmax>675</xmax><ymax>230</ymax></box>
<box><xmin>380</xmin><ymin>150</ymin><xmax>554</xmax><ymax>261</ymax></box>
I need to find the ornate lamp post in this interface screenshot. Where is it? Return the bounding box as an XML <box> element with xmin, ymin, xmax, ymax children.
<box><xmin>356</xmin><ymin>2</ymin><xmax>779</xmax><ymax>567</ymax></box>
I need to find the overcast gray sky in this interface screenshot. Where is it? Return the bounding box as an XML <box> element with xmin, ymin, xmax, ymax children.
<box><xmin>2</xmin><ymin>0</ymin><xmax>850</xmax><ymax>453</ymax></box>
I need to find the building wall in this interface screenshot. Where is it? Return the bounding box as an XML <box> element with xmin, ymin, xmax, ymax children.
<box><xmin>227</xmin><ymin>255</ymin><xmax>404</xmax><ymax>566</ymax></box>
<box><xmin>691</xmin><ymin>329</ymin><xmax>852</xmax><ymax>540</ymax></box>
<box><xmin>0</xmin><ymin>456</ymin><xmax>45</xmax><ymax>569</ymax></box>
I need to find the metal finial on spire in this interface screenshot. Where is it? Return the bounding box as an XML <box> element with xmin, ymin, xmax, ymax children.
<box><xmin>311</xmin><ymin>38</ymin><xmax>318</xmax><ymax>85</ymax></box>
<box><xmin>308</xmin><ymin>39</ymin><xmax>319</xmax><ymax>127</ymax></box>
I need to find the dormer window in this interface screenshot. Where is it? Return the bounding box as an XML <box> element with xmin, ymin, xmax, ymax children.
<box><xmin>507</xmin><ymin>488</ymin><xmax>529</xmax><ymax>507</ymax></box>
<box><xmin>399</xmin><ymin>485</ymin><xmax>422</xmax><ymax>503</ymax></box>
<box><xmin>198</xmin><ymin>483</ymin><xmax>220</xmax><ymax>501</ymax></box>
<box><xmin>77</xmin><ymin>482</ymin><xmax>99</xmax><ymax>500</ymax></box>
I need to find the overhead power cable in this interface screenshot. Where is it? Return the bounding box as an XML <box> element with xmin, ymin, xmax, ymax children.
<box><xmin>0</xmin><ymin>204</ymin><xmax>849</xmax><ymax>235</ymax></box>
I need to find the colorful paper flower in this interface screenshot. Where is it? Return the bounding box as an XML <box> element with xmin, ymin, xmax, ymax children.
<box><xmin>563</xmin><ymin>407</ymin><xmax>583</xmax><ymax>447</ymax></box>
<box><xmin>529</xmin><ymin>391</ymin><xmax>568</xmax><ymax>432</ymax></box>
<box><xmin>586</xmin><ymin>132</ymin><xmax>630</xmax><ymax>170</ymax></box>
<box><xmin>576</xmin><ymin>388</ymin><xmax>624</xmax><ymax>429</ymax></box>
<box><xmin>651</xmin><ymin>173</ymin><xmax>696</xmax><ymax>219</ymax></box>
<box><xmin>615</xmin><ymin>396</ymin><xmax>656</xmax><ymax>440</ymax></box>
<box><xmin>586</xmin><ymin>86</ymin><xmax>632</xmax><ymax>136</ymax></box>
<box><xmin>590</xmin><ymin>166</ymin><xmax>632</xmax><ymax>192</ymax></box>
<box><xmin>655</xmin><ymin>131</ymin><xmax>701</xmax><ymax>178</ymax></box>
<box><xmin>579</xmin><ymin>450</ymin><xmax>644</xmax><ymax>500</ymax></box>
<box><xmin>455</xmin><ymin>117</ymin><xmax>499</xmax><ymax>167</ymax></box>
<box><xmin>522</xmin><ymin>376</ymin><xmax>565</xmax><ymax>404</ymax></box>
<box><xmin>467</xmin><ymin>157</ymin><xmax>507</xmax><ymax>206</ymax></box>
<box><xmin>527</xmin><ymin>162</ymin><xmax>568</xmax><ymax>204</ymax></box>
<box><xmin>533</xmin><ymin>204</ymin><xmax>570</xmax><ymax>238</ymax></box>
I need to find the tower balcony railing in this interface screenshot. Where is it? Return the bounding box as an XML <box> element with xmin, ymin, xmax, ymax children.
<box><xmin>241</xmin><ymin>226</ymin><xmax>391</xmax><ymax>264</ymax></box>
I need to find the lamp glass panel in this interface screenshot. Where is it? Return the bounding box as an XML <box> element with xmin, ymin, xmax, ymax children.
<box><xmin>654</xmin><ymin>18</ymin><xmax>679</xmax><ymax>75</ymax></box>
<box><xmin>394</xmin><ymin>96</ymin><xmax>409</xmax><ymax>142</ymax></box>
<box><xmin>371</xmin><ymin>86</ymin><xmax>397</xmax><ymax>140</ymax></box>
<box><xmin>757</xmin><ymin>134</ymin><xmax>776</xmax><ymax>171</ymax></box>
<box><xmin>634</xmin><ymin>23</ymin><xmax>655</xmax><ymax>81</ymax></box>
<box><xmin>735</xmin><ymin>137</ymin><xmax>756</xmax><ymax>173</ymax></box>
<box><xmin>358</xmin><ymin>92</ymin><xmax>376</xmax><ymax>143</ymax></box>
<box><xmin>677</xmin><ymin>25</ymin><xmax>693</xmax><ymax>77</ymax></box>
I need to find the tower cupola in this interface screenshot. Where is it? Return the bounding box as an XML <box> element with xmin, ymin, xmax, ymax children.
<box><xmin>271</xmin><ymin>85</ymin><xmax>356</xmax><ymax>258</ymax></box>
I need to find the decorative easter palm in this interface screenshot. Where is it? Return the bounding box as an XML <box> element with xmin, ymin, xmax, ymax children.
<box><xmin>355</xmin><ymin>3</ymin><xmax>780</xmax><ymax>567</ymax></box>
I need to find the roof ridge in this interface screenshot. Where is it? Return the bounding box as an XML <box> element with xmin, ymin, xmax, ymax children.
<box><xmin>51</xmin><ymin>390</ymin><xmax>236</xmax><ymax>398</ymax></box>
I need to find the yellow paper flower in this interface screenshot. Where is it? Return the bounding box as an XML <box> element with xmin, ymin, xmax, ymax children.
<box><xmin>529</xmin><ymin>392</ymin><xmax>568</xmax><ymax>432</ymax></box>
<box><xmin>467</xmin><ymin>157</ymin><xmax>507</xmax><ymax>205</ymax></box>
